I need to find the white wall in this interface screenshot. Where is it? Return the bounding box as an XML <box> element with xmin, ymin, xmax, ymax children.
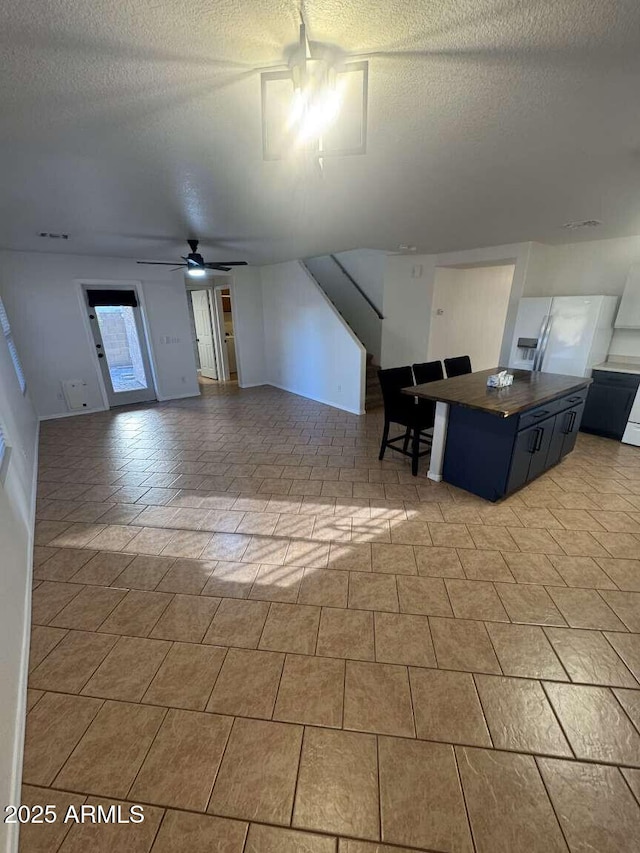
<box><xmin>0</xmin><ymin>292</ymin><xmax>39</xmax><ymax>853</ymax></box>
<box><xmin>304</xmin><ymin>256</ymin><xmax>383</xmax><ymax>362</ymax></box>
<box><xmin>381</xmin><ymin>243</ymin><xmax>531</xmax><ymax>369</ymax></box>
<box><xmin>379</xmin><ymin>236</ymin><xmax>640</xmax><ymax>370</ymax></box>
<box><xmin>380</xmin><ymin>253</ymin><xmax>438</xmax><ymax>368</ymax></box>
<box><xmin>428</xmin><ymin>265</ymin><xmax>515</xmax><ymax>371</ymax></box>
<box><xmin>231</xmin><ymin>266</ymin><xmax>267</xmax><ymax>387</ymax></box>
<box><xmin>0</xmin><ymin>250</ymin><xmax>200</xmax><ymax>418</ymax></box>
<box><xmin>334</xmin><ymin>249</ymin><xmax>386</xmax><ymax>315</ymax></box>
<box><xmin>522</xmin><ymin>235</ymin><xmax>640</xmax><ymax>359</ymax></box>
<box><xmin>261</xmin><ymin>261</ymin><xmax>366</xmax><ymax>414</ymax></box>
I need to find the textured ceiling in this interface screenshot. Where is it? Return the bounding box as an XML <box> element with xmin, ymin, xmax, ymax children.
<box><xmin>1</xmin><ymin>0</ymin><xmax>640</xmax><ymax>263</ymax></box>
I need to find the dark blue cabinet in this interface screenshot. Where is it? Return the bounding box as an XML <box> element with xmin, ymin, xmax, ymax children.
<box><xmin>443</xmin><ymin>389</ymin><xmax>589</xmax><ymax>502</ymax></box>
<box><xmin>582</xmin><ymin>370</ymin><xmax>640</xmax><ymax>440</ymax></box>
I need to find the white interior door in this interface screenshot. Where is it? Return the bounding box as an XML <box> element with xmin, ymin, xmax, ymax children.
<box><xmin>191</xmin><ymin>290</ymin><xmax>218</xmax><ymax>379</ymax></box>
<box><xmin>213</xmin><ymin>287</ymin><xmax>230</xmax><ymax>381</ymax></box>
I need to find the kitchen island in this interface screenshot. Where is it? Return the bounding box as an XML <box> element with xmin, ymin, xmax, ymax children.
<box><xmin>405</xmin><ymin>368</ymin><xmax>591</xmax><ymax>501</ymax></box>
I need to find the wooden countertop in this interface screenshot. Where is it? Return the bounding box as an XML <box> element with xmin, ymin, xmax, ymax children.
<box><xmin>403</xmin><ymin>368</ymin><xmax>592</xmax><ymax>418</ymax></box>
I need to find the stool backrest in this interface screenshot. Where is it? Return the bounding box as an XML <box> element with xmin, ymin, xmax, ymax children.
<box><xmin>413</xmin><ymin>360</ymin><xmax>444</xmax><ymax>385</ymax></box>
<box><xmin>444</xmin><ymin>355</ymin><xmax>472</xmax><ymax>378</ymax></box>
<box><xmin>377</xmin><ymin>366</ymin><xmax>416</xmax><ymax>424</ymax></box>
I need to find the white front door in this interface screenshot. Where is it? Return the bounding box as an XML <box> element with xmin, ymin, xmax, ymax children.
<box><xmin>191</xmin><ymin>290</ymin><xmax>218</xmax><ymax>379</ymax></box>
<box><xmin>86</xmin><ymin>289</ymin><xmax>156</xmax><ymax>408</ymax></box>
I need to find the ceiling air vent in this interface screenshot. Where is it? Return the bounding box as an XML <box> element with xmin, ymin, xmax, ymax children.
<box><xmin>38</xmin><ymin>232</ymin><xmax>69</xmax><ymax>239</ymax></box>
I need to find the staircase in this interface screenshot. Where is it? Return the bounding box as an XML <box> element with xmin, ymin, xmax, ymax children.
<box><xmin>365</xmin><ymin>353</ymin><xmax>383</xmax><ymax>410</ymax></box>
<box><xmin>302</xmin><ymin>256</ymin><xmax>384</xmax><ymax>413</ymax></box>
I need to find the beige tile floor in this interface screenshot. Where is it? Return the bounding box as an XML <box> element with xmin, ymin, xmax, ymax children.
<box><xmin>20</xmin><ymin>382</ymin><xmax>640</xmax><ymax>852</ymax></box>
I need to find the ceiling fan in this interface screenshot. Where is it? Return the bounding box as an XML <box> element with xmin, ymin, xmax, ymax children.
<box><xmin>136</xmin><ymin>239</ymin><xmax>248</xmax><ymax>277</ymax></box>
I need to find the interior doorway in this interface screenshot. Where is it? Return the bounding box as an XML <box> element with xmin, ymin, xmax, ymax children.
<box><xmin>190</xmin><ymin>289</ymin><xmax>218</xmax><ymax>380</ymax></box>
<box><xmin>84</xmin><ymin>287</ymin><xmax>156</xmax><ymax>407</ymax></box>
<box><xmin>186</xmin><ymin>280</ymin><xmax>237</xmax><ymax>384</ymax></box>
<box><xmin>428</xmin><ymin>263</ymin><xmax>516</xmax><ymax>371</ymax></box>
<box><xmin>218</xmin><ymin>287</ymin><xmax>237</xmax><ymax>380</ymax></box>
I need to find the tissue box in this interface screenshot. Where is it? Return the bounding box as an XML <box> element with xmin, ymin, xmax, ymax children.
<box><xmin>487</xmin><ymin>371</ymin><xmax>514</xmax><ymax>388</ymax></box>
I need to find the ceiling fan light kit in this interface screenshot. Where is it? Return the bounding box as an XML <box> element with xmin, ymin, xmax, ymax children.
<box><xmin>136</xmin><ymin>240</ymin><xmax>248</xmax><ymax>276</ymax></box>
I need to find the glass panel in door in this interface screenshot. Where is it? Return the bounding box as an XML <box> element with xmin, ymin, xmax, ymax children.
<box><xmin>94</xmin><ymin>305</ymin><xmax>148</xmax><ymax>392</ymax></box>
<box><xmin>87</xmin><ymin>294</ymin><xmax>156</xmax><ymax>407</ymax></box>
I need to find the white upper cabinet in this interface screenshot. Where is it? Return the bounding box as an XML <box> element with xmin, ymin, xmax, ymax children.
<box><xmin>615</xmin><ymin>264</ymin><xmax>640</xmax><ymax>328</ymax></box>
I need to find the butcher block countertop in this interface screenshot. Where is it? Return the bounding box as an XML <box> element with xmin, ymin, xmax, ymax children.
<box><xmin>403</xmin><ymin>368</ymin><xmax>592</xmax><ymax>418</ymax></box>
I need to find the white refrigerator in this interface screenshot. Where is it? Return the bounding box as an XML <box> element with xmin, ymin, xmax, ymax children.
<box><xmin>508</xmin><ymin>296</ymin><xmax>618</xmax><ymax>377</ymax></box>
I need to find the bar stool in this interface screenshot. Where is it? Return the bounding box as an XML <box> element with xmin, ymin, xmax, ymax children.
<box><xmin>444</xmin><ymin>355</ymin><xmax>472</xmax><ymax>378</ymax></box>
<box><xmin>377</xmin><ymin>366</ymin><xmax>434</xmax><ymax>476</ymax></box>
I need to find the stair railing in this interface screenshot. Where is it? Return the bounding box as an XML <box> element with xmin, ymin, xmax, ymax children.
<box><xmin>328</xmin><ymin>255</ymin><xmax>384</xmax><ymax>320</ymax></box>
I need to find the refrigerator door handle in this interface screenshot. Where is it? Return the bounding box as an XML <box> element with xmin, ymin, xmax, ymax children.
<box><xmin>536</xmin><ymin>315</ymin><xmax>553</xmax><ymax>373</ymax></box>
<box><xmin>532</xmin><ymin>315</ymin><xmax>549</xmax><ymax>372</ymax></box>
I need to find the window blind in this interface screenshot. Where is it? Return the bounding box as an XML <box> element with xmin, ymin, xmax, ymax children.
<box><xmin>86</xmin><ymin>289</ymin><xmax>138</xmax><ymax>308</ymax></box>
<box><xmin>0</xmin><ymin>297</ymin><xmax>26</xmax><ymax>393</ymax></box>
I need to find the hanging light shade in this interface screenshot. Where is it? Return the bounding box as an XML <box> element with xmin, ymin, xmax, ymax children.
<box><xmin>261</xmin><ymin>24</ymin><xmax>368</xmax><ymax>161</ymax></box>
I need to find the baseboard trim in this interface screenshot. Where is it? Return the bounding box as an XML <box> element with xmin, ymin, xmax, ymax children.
<box><xmin>268</xmin><ymin>382</ymin><xmax>365</xmax><ymax>416</ymax></box>
<box><xmin>155</xmin><ymin>391</ymin><xmax>201</xmax><ymax>402</ymax></box>
<box><xmin>39</xmin><ymin>406</ymin><xmax>107</xmax><ymax>421</ymax></box>
<box><xmin>237</xmin><ymin>382</ymin><xmax>267</xmax><ymax>389</ymax></box>
<box><xmin>6</xmin><ymin>422</ymin><xmax>40</xmax><ymax>853</ymax></box>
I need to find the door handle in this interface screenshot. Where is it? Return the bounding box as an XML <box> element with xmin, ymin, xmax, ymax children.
<box><xmin>98</xmin><ymin>353</ymin><xmax>104</xmax><ymax>359</ymax></box>
<box><xmin>534</xmin><ymin>410</ymin><xmax>550</xmax><ymax>418</ymax></box>
<box><xmin>529</xmin><ymin>428</ymin><xmax>542</xmax><ymax>453</ymax></box>
<box><xmin>566</xmin><ymin>396</ymin><xmax>582</xmax><ymax>403</ymax></box>
<box><xmin>96</xmin><ymin>344</ymin><xmax>102</xmax><ymax>349</ymax></box>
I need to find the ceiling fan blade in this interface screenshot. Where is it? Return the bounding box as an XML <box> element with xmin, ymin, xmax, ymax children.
<box><xmin>204</xmin><ymin>261</ymin><xmax>248</xmax><ymax>267</ymax></box>
<box><xmin>207</xmin><ymin>265</ymin><xmax>232</xmax><ymax>272</ymax></box>
<box><xmin>137</xmin><ymin>261</ymin><xmax>187</xmax><ymax>266</ymax></box>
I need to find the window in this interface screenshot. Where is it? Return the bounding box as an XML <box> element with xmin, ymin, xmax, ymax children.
<box><xmin>0</xmin><ymin>297</ymin><xmax>26</xmax><ymax>393</ymax></box>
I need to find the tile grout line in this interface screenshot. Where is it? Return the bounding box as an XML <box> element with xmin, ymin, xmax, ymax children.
<box><xmin>452</xmin><ymin>745</ymin><xmax>479</xmax><ymax>853</ymax></box>
<box><xmin>538</xmin><ymin>681</ymin><xmax>577</xmax><ymax>761</ymax></box>
<box><xmin>469</xmin><ymin>674</ymin><xmax>495</xmax><ymax>750</ymax></box>
<box><xmin>533</xmin><ymin>755</ymin><xmax>572</xmax><ymax>853</ymax></box>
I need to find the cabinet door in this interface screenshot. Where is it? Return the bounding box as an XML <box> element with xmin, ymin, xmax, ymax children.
<box><xmin>546</xmin><ymin>412</ymin><xmax>566</xmax><ymax>468</ymax></box>
<box><xmin>507</xmin><ymin>425</ymin><xmax>539</xmax><ymax>492</ymax></box>
<box><xmin>528</xmin><ymin>418</ymin><xmax>554</xmax><ymax>480</ymax></box>
<box><xmin>582</xmin><ymin>384</ymin><xmax>635</xmax><ymax>439</ymax></box>
<box><xmin>561</xmin><ymin>402</ymin><xmax>585</xmax><ymax>457</ymax></box>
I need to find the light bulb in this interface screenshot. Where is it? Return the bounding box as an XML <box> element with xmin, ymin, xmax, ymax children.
<box><xmin>296</xmin><ymin>85</ymin><xmax>343</xmax><ymax>143</ymax></box>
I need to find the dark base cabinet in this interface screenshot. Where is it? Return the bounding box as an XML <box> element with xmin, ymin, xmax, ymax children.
<box><xmin>443</xmin><ymin>388</ymin><xmax>588</xmax><ymax>502</ymax></box>
<box><xmin>581</xmin><ymin>370</ymin><xmax>640</xmax><ymax>440</ymax></box>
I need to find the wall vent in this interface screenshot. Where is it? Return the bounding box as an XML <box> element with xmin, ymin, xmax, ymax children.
<box><xmin>62</xmin><ymin>380</ymin><xmax>90</xmax><ymax>411</ymax></box>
